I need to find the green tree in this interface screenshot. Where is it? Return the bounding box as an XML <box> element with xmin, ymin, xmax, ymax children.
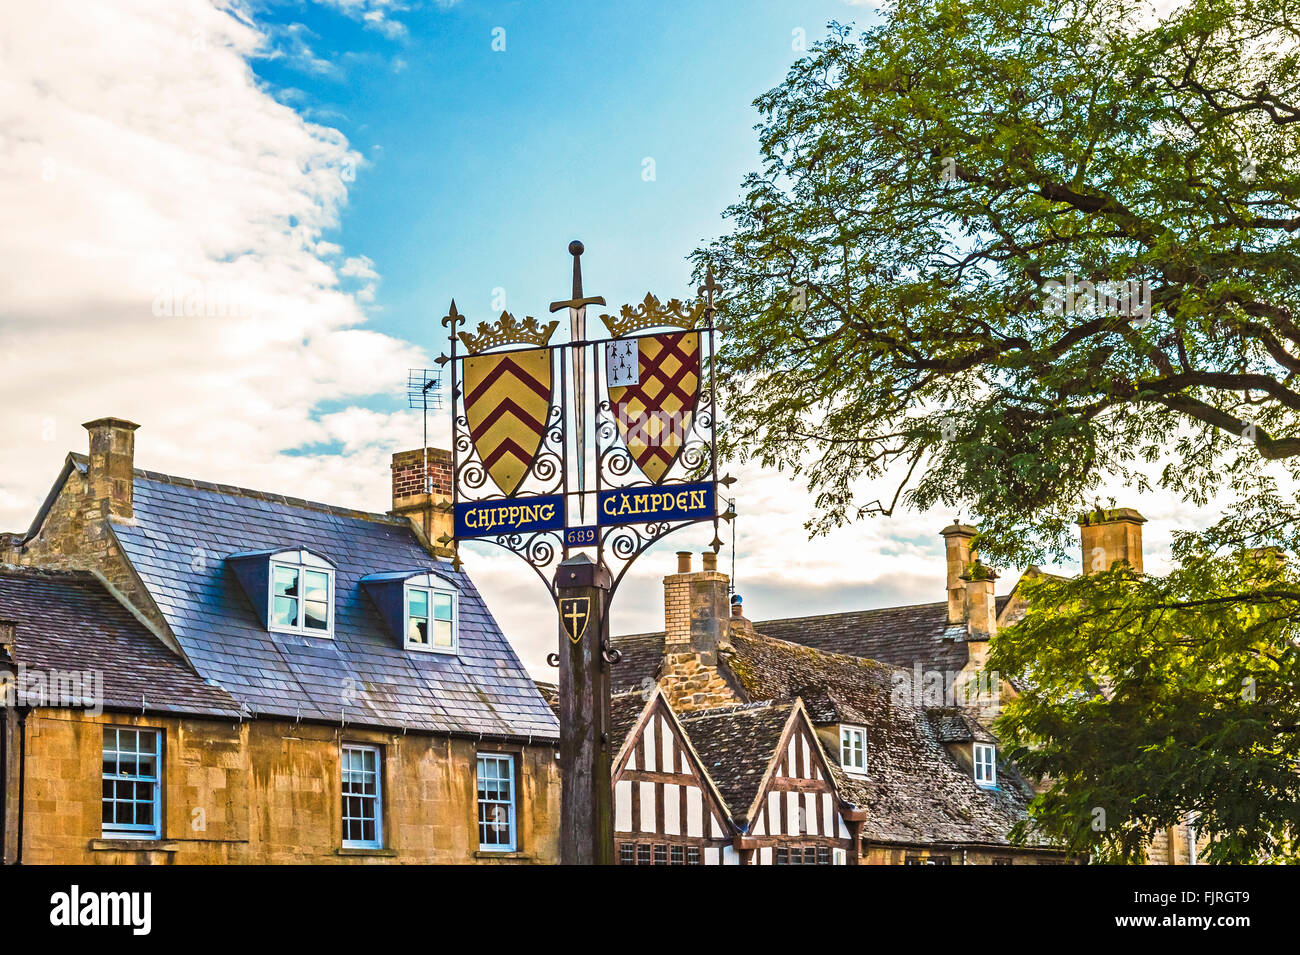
<box><xmin>697</xmin><ymin>0</ymin><xmax>1300</xmax><ymax>860</ymax></box>
<box><xmin>990</xmin><ymin>500</ymin><xmax>1300</xmax><ymax>863</ymax></box>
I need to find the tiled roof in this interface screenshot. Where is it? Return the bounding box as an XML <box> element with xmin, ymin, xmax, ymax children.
<box><xmin>105</xmin><ymin>466</ymin><xmax>557</xmax><ymax>740</ymax></box>
<box><xmin>724</xmin><ymin>631</ymin><xmax>1049</xmax><ymax>847</ymax></box>
<box><xmin>753</xmin><ymin>602</ymin><xmax>972</xmax><ymax>673</ymax></box>
<box><xmin>610</xmin><ymin>690</ymin><xmax>652</xmax><ymax>746</ymax></box>
<box><xmin>0</xmin><ymin>566</ymin><xmax>241</xmax><ymax>718</ymax></box>
<box><xmin>612</xmin><ymin>598</ymin><xmax>988</xmax><ymax>681</ymax></box>
<box><xmin>927</xmin><ymin>707</ymin><xmax>996</xmax><ymax>744</ymax></box>
<box><xmin>676</xmin><ymin>701</ymin><xmax>793</xmax><ymax>824</ymax></box>
<box><xmin>610</xmin><ymin>631</ymin><xmax>663</xmax><ymax>692</ymax></box>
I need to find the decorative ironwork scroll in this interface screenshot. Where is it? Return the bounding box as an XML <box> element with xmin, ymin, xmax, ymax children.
<box><xmin>439</xmin><ymin>246</ymin><xmax>730</xmax><ymax>606</ymax></box>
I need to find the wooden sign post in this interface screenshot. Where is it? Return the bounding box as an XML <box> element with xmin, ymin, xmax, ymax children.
<box><xmin>555</xmin><ymin>554</ymin><xmax>614</xmax><ymax>865</ymax></box>
<box><xmin>440</xmin><ymin>246</ymin><xmax>726</xmax><ymax>865</ymax></box>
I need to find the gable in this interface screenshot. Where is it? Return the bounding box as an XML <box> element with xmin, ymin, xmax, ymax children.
<box><xmin>748</xmin><ymin>707</ymin><xmax>851</xmax><ymax>843</ymax></box>
<box><xmin>613</xmin><ymin>693</ymin><xmax>731</xmax><ymax>843</ymax></box>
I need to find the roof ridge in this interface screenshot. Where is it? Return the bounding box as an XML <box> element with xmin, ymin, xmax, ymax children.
<box><xmin>733</xmin><ymin>628</ymin><xmax>910</xmax><ymax>676</ymax></box>
<box><xmin>0</xmin><ymin>563</ymin><xmax>98</xmax><ymax>581</ymax></box>
<box><xmin>131</xmin><ymin>465</ymin><xmax>406</xmax><ymax>525</ymax></box>
<box><xmin>754</xmin><ymin>600</ymin><xmax>948</xmax><ymax>627</ymax></box>
<box><xmin>677</xmin><ymin>699</ymin><xmax>786</xmax><ymax>721</ymax></box>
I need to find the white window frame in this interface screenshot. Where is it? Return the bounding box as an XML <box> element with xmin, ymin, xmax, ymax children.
<box><xmin>973</xmin><ymin>742</ymin><xmax>997</xmax><ymax>787</ymax></box>
<box><xmin>102</xmin><ymin>727</ymin><xmax>162</xmax><ymax>840</ymax></box>
<box><xmin>341</xmin><ymin>743</ymin><xmax>383</xmax><ymax>850</ymax></box>
<box><xmin>839</xmin><ymin>724</ymin><xmax>867</xmax><ymax>775</ymax></box>
<box><xmin>403</xmin><ymin>574</ymin><xmax>458</xmax><ymax>654</ymax></box>
<box><xmin>476</xmin><ymin>753</ymin><xmax>517</xmax><ymax>852</ymax></box>
<box><xmin>268</xmin><ymin>549</ymin><xmax>335</xmax><ymax>638</ymax></box>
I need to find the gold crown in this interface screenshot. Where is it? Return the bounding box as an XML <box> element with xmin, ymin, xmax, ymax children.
<box><xmin>457</xmin><ymin>311</ymin><xmax>559</xmax><ymax>354</ymax></box>
<box><xmin>599</xmin><ymin>293</ymin><xmax>705</xmax><ymax>338</ymax></box>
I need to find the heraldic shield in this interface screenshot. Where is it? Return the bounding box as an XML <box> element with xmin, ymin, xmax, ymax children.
<box><xmin>463</xmin><ymin>348</ymin><xmax>553</xmax><ymax>497</ymax></box>
<box><xmin>607</xmin><ymin>331</ymin><xmax>700</xmax><ymax>484</ymax></box>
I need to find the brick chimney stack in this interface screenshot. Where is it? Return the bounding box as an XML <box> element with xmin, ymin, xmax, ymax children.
<box><xmin>83</xmin><ymin>418</ymin><xmax>139</xmax><ymax>520</ymax></box>
<box><xmin>390</xmin><ymin>448</ymin><xmax>454</xmax><ymax>553</ymax></box>
<box><xmin>1079</xmin><ymin>508</ymin><xmax>1146</xmax><ymax>574</ymax></box>
<box><xmin>940</xmin><ymin>522</ymin><xmax>978</xmax><ymax>625</ymax></box>
<box><xmin>660</xmin><ymin>550</ymin><xmax>739</xmax><ymax>712</ymax></box>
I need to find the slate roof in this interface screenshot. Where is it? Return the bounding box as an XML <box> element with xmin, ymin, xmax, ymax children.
<box><xmin>94</xmin><ymin>461</ymin><xmax>556</xmax><ymax>740</ymax></box>
<box><xmin>610</xmin><ymin>690</ymin><xmax>652</xmax><ymax>746</ymax></box>
<box><xmin>0</xmin><ymin>566</ymin><xmax>241</xmax><ymax>717</ymax></box>
<box><xmin>676</xmin><ymin>700</ymin><xmax>793</xmax><ymax>825</ymax></box>
<box><xmin>611</xmin><ymin>596</ymin><xmax>1005</xmax><ymax>682</ymax></box>
<box><xmin>724</xmin><ymin>631</ymin><xmax>1049</xmax><ymax>848</ymax></box>
<box><xmin>610</xmin><ymin>631</ymin><xmax>664</xmax><ymax>693</ymax></box>
<box><xmin>753</xmin><ymin>602</ymin><xmax>972</xmax><ymax>673</ymax></box>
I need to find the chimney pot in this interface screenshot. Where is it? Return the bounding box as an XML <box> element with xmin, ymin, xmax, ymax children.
<box><xmin>82</xmin><ymin>417</ymin><xmax>140</xmax><ymax>520</ymax></box>
<box><xmin>701</xmin><ymin>551</ymin><xmax>717</xmax><ymax>572</ymax></box>
<box><xmin>1078</xmin><ymin>507</ymin><xmax>1146</xmax><ymax>574</ymax></box>
<box><xmin>676</xmin><ymin>551</ymin><xmax>693</xmax><ymax>574</ymax></box>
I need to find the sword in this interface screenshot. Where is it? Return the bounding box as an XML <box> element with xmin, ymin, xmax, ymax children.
<box><xmin>549</xmin><ymin>240</ymin><xmax>605</xmax><ymax>523</ymax></box>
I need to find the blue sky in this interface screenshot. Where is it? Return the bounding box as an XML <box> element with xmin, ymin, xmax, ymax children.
<box><xmin>5</xmin><ymin>0</ymin><xmax>1203</xmax><ymax>674</ymax></box>
<box><xmin>252</xmin><ymin>0</ymin><xmax>872</xmax><ymax>398</ymax></box>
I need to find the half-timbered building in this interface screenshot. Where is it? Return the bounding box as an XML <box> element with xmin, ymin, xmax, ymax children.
<box><xmin>611</xmin><ymin>687</ymin><xmax>857</xmax><ymax>864</ymax></box>
<box><xmin>610</xmin><ymin>547</ymin><xmax>1076</xmax><ymax>865</ymax></box>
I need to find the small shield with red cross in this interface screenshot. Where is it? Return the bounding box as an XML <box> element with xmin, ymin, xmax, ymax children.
<box><xmin>606</xmin><ymin>331</ymin><xmax>700</xmax><ymax>484</ymax></box>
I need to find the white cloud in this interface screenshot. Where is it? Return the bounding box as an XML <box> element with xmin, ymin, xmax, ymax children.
<box><xmin>0</xmin><ymin>0</ymin><xmax>423</xmax><ymax>538</ymax></box>
<box><xmin>315</xmin><ymin>0</ymin><xmax>412</xmax><ymax>39</ymax></box>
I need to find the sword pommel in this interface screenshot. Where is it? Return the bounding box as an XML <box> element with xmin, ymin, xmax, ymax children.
<box><xmin>549</xmin><ymin>239</ymin><xmax>606</xmax><ymax>313</ymax></box>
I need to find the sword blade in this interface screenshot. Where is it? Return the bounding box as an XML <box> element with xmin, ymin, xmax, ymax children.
<box><xmin>570</xmin><ymin>305</ymin><xmax>587</xmax><ymax>522</ymax></box>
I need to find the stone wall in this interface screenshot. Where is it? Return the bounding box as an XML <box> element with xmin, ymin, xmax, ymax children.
<box><xmin>5</xmin><ymin>707</ymin><xmax>559</xmax><ymax>864</ymax></box>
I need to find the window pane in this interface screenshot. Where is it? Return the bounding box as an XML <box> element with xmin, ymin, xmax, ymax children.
<box><xmin>408</xmin><ymin>589</ymin><xmax>428</xmax><ymax>617</ymax></box>
<box><xmin>273</xmin><ymin>566</ymin><xmax>300</xmax><ymax>597</ymax></box>
<box><xmin>304</xmin><ymin>600</ymin><xmax>329</xmax><ymax>630</ymax></box>
<box><xmin>432</xmin><ymin>593</ymin><xmax>453</xmax><ymax>621</ymax></box>
<box><xmin>303</xmin><ymin>570</ymin><xmax>329</xmax><ymax>602</ymax></box>
<box><xmin>432</xmin><ymin>620</ymin><xmax>453</xmax><ymax>648</ymax></box>
<box><xmin>273</xmin><ymin>596</ymin><xmax>298</xmax><ymax>627</ymax></box>
<box><xmin>408</xmin><ymin>616</ymin><xmax>428</xmax><ymax>645</ymax></box>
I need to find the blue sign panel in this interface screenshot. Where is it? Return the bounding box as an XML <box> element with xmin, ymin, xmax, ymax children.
<box><xmin>565</xmin><ymin>525</ymin><xmax>599</xmax><ymax>548</ymax></box>
<box><xmin>597</xmin><ymin>481</ymin><xmax>715</xmax><ymax>528</ymax></box>
<box><xmin>455</xmin><ymin>494</ymin><xmax>565</xmax><ymax>539</ymax></box>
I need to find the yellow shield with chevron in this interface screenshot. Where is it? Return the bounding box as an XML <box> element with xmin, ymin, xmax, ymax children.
<box><xmin>463</xmin><ymin>348</ymin><xmax>553</xmax><ymax>497</ymax></box>
<box><xmin>607</xmin><ymin>331</ymin><xmax>700</xmax><ymax>484</ymax></box>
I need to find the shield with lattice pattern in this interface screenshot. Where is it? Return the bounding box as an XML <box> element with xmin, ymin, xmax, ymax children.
<box><xmin>607</xmin><ymin>331</ymin><xmax>700</xmax><ymax>484</ymax></box>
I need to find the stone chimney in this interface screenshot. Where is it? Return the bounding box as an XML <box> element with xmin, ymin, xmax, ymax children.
<box><xmin>83</xmin><ymin>418</ymin><xmax>140</xmax><ymax>520</ymax></box>
<box><xmin>1079</xmin><ymin>508</ymin><xmax>1146</xmax><ymax>574</ymax></box>
<box><xmin>390</xmin><ymin>448</ymin><xmax>454</xmax><ymax>553</ymax></box>
<box><xmin>961</xmin><ymin>563</ymin><xmax>998</xmax><ymax>642</ymax></box>
<box><xmin>660</xmin><ymin>551</ymin><xmax>740</xmax><ymax>712</ymax></box>
<box><xmin>940</xmin><ymin>522</ymin><xmax>978</xmax><ymax>625</ymax></box>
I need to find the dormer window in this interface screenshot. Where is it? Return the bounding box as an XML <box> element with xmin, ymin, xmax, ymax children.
<box><xmin>405</xmin><ymin>579</ymin><xmax>456</xmax><ymax>652</ymax></box>
<box><xmin>227</xmin><ymin>547</ymin><xmax>336</xmax><ymax>637</ymax></box>
<box><xmin>839</xmin><ymin>724</ymin><xmax>867</xmax><ymax>775</ymax></box>
<box><xmin>272</xmin><ymin>562</ymin><xmax>333</xmax><ymax>634</ymax></box>
<box><xmin>973</xmin><ymin>742</ymin><xmax>997</xmax><ymax>787</ymax></box>
<box><xmin>361</xmin><ymin>569</ymin><xmax>459</xmax><ymax>654</ymax></box>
